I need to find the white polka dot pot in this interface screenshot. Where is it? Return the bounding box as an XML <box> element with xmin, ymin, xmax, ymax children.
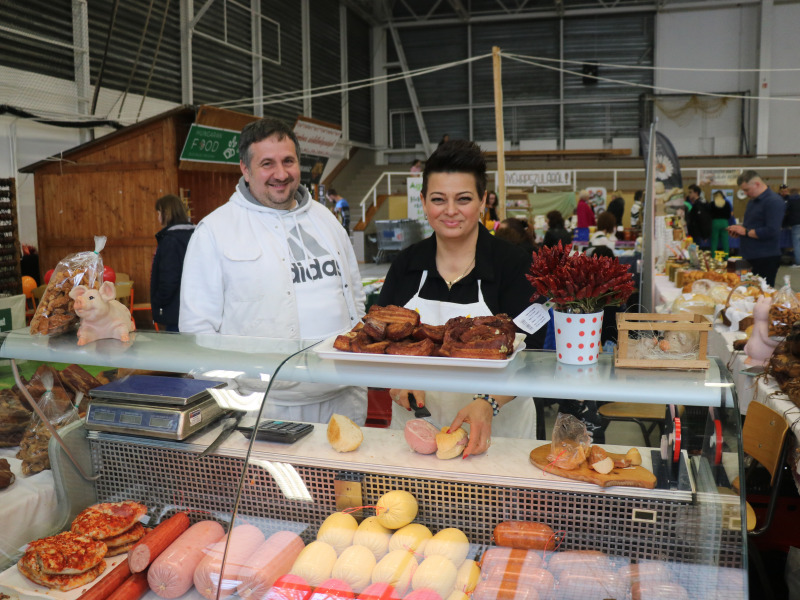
<box><xmin>553</xmin><ymin>310</ymin><xmax>604</xmax><ymax>365</ymax></box>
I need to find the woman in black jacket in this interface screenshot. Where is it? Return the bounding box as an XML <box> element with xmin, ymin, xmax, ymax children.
<box><xmin>151</xmin><ymin>195</ymin><xmax>195</xmax><ymax>331</ymax></box>
<box><xmin>543</xmin><ymin>210</ymin><xmax>573</xmax><ymax>248</ymax></box>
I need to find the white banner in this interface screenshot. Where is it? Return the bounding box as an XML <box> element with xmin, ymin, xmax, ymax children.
<box><xmin>407</xmin><ymin>177</ymin><xmax>433</xmax><ymax>237</ymax></box>
<box><xmin>505</xmin><ymin>170</ymin><xmax>572</xmax><ymax>187</ymax></box>
<box><xmin>696</xmin><ymin>169</ymin><xmax>739</xmax><ymax>187</ymax></box>
<box><xmin>293</xmin><ymin>117</ymin><xmax>342</xmax><ymax>157</ymax></box>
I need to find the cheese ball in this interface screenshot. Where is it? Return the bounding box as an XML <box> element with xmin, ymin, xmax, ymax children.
<box><xmin>375</xmin><ymin>491</ymin><xmax>418</xmax><ymax>530</ymax></box>
<box><xmin>353</xmin><ymin>516</ymin><xmax>393</xmax><ymax>561</ymax></box>
<box><xmin>290</xmin><ymin>541</ymin><xmax>338</xmax><ymax>587</ymax></box>
<box><xmin>318</xmin><ymin>512</ymin><xmax>359</xmax><ymax>555</ymax></box>
<box><xmin>388</xmin><ymin>523</ymin><xmax>432</xmax><ymax>555</ymax></box>
<box><xmin>423</xmin><ymin>529</ymin><xmax>469</xmax><ymax>567</ymax></box>
<box><xmin>331</xmin><ymin>545</ymin><xmax>377</xmax><ymax>593</ymax></box>
<box><xmin>371</xmin><ymin>550</ymin><xmax>418</xmax><ymax>596</ymax></box>
<box><xmin>412</xmin><ymin>555</ymin><xmax>457</xmax><ymax>600</ymax></box>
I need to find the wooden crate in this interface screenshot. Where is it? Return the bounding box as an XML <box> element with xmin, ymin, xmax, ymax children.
<box><xmin>614</xmin><ymin>312</ymin><xmax>711</xmax><ymax>370</ymax></box>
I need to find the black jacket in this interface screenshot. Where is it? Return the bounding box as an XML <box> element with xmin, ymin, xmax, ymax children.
<box><xmin>543</xmin><ymin>227</ymin><xmax>573</xmax><ymax>248</ymax></box>
<box><xmin>606</xmin><ymin>197</ymin><xmax>625</xmax><ymax>227</ymax></box>
<box><xmin>378</xmin><ymin>224</ymin><xmax>545</xmax><ymax>349</ymax></box>
<box><xmin>150</xmin><ymin>223</ymin><xmax>195</xmax><ymax>327</ymax></box>
<box><xmin>785</xmin><ymin>194</ymin><xmax>800</xmax><ymax>227</ymax></box>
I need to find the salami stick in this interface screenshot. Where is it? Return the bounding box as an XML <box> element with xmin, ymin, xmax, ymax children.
<box><xmin>77</xmin><ymin>560</ymin><xmax>131</xmax><ymax>600</ymax></box>
<box><xmin>128</xmin><ymin>512</ymin><xmax>190</xmax><ymax>573</ymax></box>
<box><xmin>107</xmin><ymin>572</ymin><xmax>150</xmax><ymax>600</ymax></box>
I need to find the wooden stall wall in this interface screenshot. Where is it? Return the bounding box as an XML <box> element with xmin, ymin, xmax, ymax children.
<box><xmin>34</xmin><ymin>115</ymin><xmax>183</xmax><ymax>305</ymax></box>
<box><xmin>178</xmin><ymin>170</ymin><xmax>240</xmax><ymax>223</ymax></box>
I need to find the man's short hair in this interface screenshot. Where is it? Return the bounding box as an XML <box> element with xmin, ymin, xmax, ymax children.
<box><xmin>688</xmin><ymin>184</ymin><xmax>701</xmax><ymax>195</ymax></box>
<box><xmin>634</xmin><ymin>190</ymin><xmax>644</xmax><ymax>202</ymax></box>
<box><xmin>422</xmin><ymin>140</ymin><xmax>487</xmax><ymax>198</ymax></box>
<box><xmin>737</xmin><ymin>170</ymin><xmax>761</xmax><ymax>186</ymax></box>
<box><xmin>327</xmin><ymin>188</ymin><xmax>338</xmax><ymax>197</ymax></box>
<box><xmin>239</xmin><ymin>117</ymin><xmax>301</xmax><ymax>167</ymax></box>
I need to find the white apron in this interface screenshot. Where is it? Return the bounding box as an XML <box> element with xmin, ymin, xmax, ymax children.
<box><xmin>390</xmin><ymin>271</ymin><xmax>536</xmax><ymax>439</ymax></box>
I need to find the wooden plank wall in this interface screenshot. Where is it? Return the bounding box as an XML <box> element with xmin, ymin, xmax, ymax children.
<box><xmin>34</xmin><ymin>117</ymin><xmax>181</xmax><ymax>305</ymax></box>
<box><xmin>178</xmin><ymin>169</ymin><xmax>241</xmax><ymax>223</ymax></box>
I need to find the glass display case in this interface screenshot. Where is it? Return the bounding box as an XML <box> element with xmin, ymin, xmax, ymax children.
<box><xmin>0</xmin><ymin>329</ymin><xmax>748</xmax><ymax>599</ymax></box>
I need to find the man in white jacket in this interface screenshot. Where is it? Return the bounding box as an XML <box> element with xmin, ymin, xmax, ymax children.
<box><xmin>180</xmin><ymin>117</ymin><xmax>367</xmax><ymax>424</ymax></box>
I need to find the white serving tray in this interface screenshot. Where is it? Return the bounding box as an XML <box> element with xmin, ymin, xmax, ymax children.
<box><xmin>314</xmin><ymin>333</ymin><xmax>526</xmax><ymax>369</ymax></box>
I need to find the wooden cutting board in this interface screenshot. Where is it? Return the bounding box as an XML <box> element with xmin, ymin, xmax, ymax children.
<box><xmin>529</xmin><ymin>444</ymin><xmax>656</xmax><ymax>489</ymax></box>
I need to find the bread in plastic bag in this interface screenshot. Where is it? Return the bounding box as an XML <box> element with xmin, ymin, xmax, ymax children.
<box><xmin>16</xmin><ymin>369</ymin><xmax>78</xmax><ymax>475</ymax></box>
<box><xmin>689</xmin><ymin>280</ymin><xmax>731</xmax><ymax>305</ymax></box>
<box><xmin>29</xmin><ymin>236</ymin><xmax>107</xmax><ymax>336</ymax></box>
<box><xmin>768</xmin><ymin>275</ymin><xmax>800</xmax><ymax>339</ymax></box>
<box><xmin>548</xmin><ymin>413</ymin><xmax>591</xmax><ymax>470</ymax></box>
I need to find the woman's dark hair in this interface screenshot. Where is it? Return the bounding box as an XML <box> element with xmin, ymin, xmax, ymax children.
<box><xmin>688</xmin><ymin>184</ymin><xmax>702</xmax><ymax>195</ymax></box>
<box><xmin>588</xmin><ymin>245</ymin><xmax>615</xmax><ymax>259</ymax></box>
<box><xmin>422</xmin><ymin>140</ymin><xmax>487</xmax><ymax>199</ymax></box>
<box><xmin>239</xmin><ymin>117</ymin><xmax>300</xmax><ymax>167</ymax></box>
<box><xmin>546</xmin><ymin>210</ymin><xmax>565</xmax><ymax>229</ymax></box>
<box><xmin>485</xmin><ymin>191</ymin><xmax>500</xmax><ymax>220</ymax></box>
<box><xmin>155</xmin><ymin>194</ymin><xmax>190</xmax><ymax>228</ymax></box>
<box><xmin>597</xmin><ymin>211</ymin><xmax>616</xmax><ymax>233</ymax></box>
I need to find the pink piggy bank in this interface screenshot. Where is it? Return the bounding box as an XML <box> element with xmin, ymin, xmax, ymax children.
<box><xmin>68</xmin><ymin>282</ymin><xmax>135</xmax><ymax>346</ymax></box>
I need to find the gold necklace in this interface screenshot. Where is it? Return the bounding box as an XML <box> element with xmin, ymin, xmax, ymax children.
<box><xmin>444</xmin><ymin>257</ymin><xmax>475</xmax><ymax>291</ymax></box>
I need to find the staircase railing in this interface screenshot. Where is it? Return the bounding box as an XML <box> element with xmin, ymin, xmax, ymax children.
<box><xmin>359</xmin><ymin>171</ymin><xmax>417</xmax><ymax>223</ymax></box>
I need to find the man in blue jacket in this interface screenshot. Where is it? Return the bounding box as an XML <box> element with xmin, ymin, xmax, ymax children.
<box><xmin>728</xmin><ymin>170</ymin><xmax>786</xmax><ymax>286</ymax></box>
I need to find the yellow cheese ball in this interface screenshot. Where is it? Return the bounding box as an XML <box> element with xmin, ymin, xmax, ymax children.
<box><xmin>371</xmin><ymin>549</ymin><xmax>418</xmax><ymax>596</ymax></box>
<box><xmin>290</xmin><ymin>541</ymin><xmax>337</xmax><ymax>587</ymax></box>
<box><xmin>423</xmin><ymin>528</ymin><xmax>469</xmax><ymax>567</ymax></box>
<box><xmin>353</xmin><ymin>516</ymin><xmax>393</xmax><ymax>561</ymax></box>
<box><xmin>317</xmin><ymin>512</ymin><xmax>358</xmax><ymax>555</ymax></box>
<box><xmin>376</xmin><ymin>490</ymin><xmax>418</xmax><ymax>530</ymax></box>
<box><xmin>455</xmin><ymin>559</ymin><xmax>480</xmax><ymax>593</ymax></box>
<box><xmin>331</xmin><ymin>545</ymin><xmax>377</xmax><ymax>593</ymax></box>
<box><xmin>412</xmin><ymin>555</ymin><xmax>457</xmax><ymax>600</ymax></box>
<box><xmin>389</xmin><ymin>523</ymin><xmax>433</xmax><ymax>554</ymax></box>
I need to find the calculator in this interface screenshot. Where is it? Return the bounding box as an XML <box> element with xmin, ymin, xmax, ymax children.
<box><xmin>237</xmin><ymin>420</ymin><xmax>314</xmax><ymax>444</ymax></box>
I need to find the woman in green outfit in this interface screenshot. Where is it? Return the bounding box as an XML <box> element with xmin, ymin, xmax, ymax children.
<box><xmin>709</xmin><ymin>190</ymin><xmax>732</xmax><ymax>256</ymax></box>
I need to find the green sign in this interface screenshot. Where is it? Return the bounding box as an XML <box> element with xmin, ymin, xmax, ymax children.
<box><xmin>180</xmin><ymin>124</ymin><xmax>240</xmax><ymax>164</ymax></box>
<box><xmin>0</xmin><ymin>308</ymin><xmax>11</xmax><ymax>332</ymax></box>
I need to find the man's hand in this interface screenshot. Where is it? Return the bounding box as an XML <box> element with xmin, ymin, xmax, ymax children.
<box><xmin>389</xmin><ymin>389</ymin><xmax>426</xmax><ymax>411</ymax></box>
<box><xmin>448</xmin><ymin>399</ymin><xmax>493</xmax><ymax>459</ymax></box>
<box><xmin>728</xmin><ymin>224</ymin><xmax>746</xmax><ymax>238</ymax></box>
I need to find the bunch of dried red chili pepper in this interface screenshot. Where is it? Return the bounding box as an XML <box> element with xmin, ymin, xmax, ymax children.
<box><xmin>527</xmin><ymin>242</ymin><xmax>635</xmax><ymax>313</ymax></box>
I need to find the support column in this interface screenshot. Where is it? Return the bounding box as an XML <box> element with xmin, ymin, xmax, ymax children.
<box><xmin>301</xmin><ymin>0</ymin><xmax>312</xmax><ymax>117</ymax></box>
<box><xmin>371</xmin><ymin>26</ymin><xmax>388</xmax><ymax>162</ymax></box>
<box><xmin>492</xmin><ymin>46</ymin><xmax>506</xmax><ymax>219</ymax></box>
<box><xmin>340</xmin><ymin>4</ymin><xmax>349</xmax><ymax>141</ymax></box>
<box><xmin>180</xmin><ymin>0</ymin><xmax>193</xmax><ymax>104</ymax></box>
<box><xmin>755</xmin><ymin>0</ymin><xmax>773</xmax><ymax>157</ymax></box>
<box><xmin>72</xmin><ymin>0</ymin><xmax>91</xmax><ymax>144</ymax></box>
<box><xmin>251</xmin><ymin>0</ymin><xmax>263</xmax><ymax>116</ymax></box>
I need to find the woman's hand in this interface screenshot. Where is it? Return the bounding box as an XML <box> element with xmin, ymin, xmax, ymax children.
<box><xmin>448</xmin><ymin>399</ymin><xmax>493</xmax><ymax>458</ymax></box>
<box><xmin>389</xmin><ymin>389</ymin><xmax>426</xmax><ymax>411</ymax></box>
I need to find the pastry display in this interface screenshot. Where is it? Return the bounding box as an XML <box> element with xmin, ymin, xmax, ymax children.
<box><xmin>333</xmin><ymin>307</ymin><xmax>517</xmax><ymax>360</ymax></box>
<box><xmin>0</xmin><ymin>458</ymin><xmax>14</xmax><ymax>490</ymax></box>
<box><xmin>0</xmin><ymin>389</ymin><xmax>30</xmax><ymax>448</ymax></box>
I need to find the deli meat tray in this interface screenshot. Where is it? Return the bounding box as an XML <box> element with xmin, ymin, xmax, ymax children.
<box><xmin>314</xmin><ymin>333</ymin><xmax>526</xmax><ymax>369</ymax></box>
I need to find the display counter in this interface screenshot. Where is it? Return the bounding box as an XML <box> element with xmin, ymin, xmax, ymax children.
<box><xmin>0</xmin><ymin>329</ymin><xmax>749</xmax><ymax>600</ymax></box>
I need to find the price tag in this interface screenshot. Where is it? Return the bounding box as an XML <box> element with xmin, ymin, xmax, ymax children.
<box><xmin>514</xmin><ymin>303</ymin><xmax>550</xmax><ymax>334</ymax></box>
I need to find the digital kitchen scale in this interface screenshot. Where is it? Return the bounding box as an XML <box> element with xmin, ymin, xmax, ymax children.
<box><xmin>86</xmin><ymin>376</ymin><xmax>227</xmax><ymax>440</ymax></box>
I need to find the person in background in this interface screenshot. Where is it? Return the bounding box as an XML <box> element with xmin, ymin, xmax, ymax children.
<box><xmin>686</xmin><ymin>184</ymin><xmax>712</xmax><ymax>247</ymax></box>
<box><xmin>588</xmin><ymin>211</ymin><xmax>617</xmax><ymax>252</ymax></box>
<box><xmin>378</xmin><ymin>139</ymin><xmax>545</xmax><ymax>456</ymax></box>
<box><xmin>606</xmin><ymin>190</ymin><xmax>625</xmax><ymax>228</ymax></box>
<box><xmin>779</xmin><ymin>183</ymin><xmax>791</xmax><ymax>200</ymax></box>
<box><xmin>150</xmin><ymin>194</ymin><xmax>195</xmax><ymax>332</ymax></box>
<box><xmin>410</xmin><ymin>159</ymin><xmax>423</xmax><ymax>173</ymax></box>
<box><xmin>709</xmin><ymin>190</ymin><xmax>732</xmax><ymax>256</ymax></box>
<box><xmin>728</xmin><ymin>170</ymin><xmax>786</xmax><ymax>287</ymax></box>
<box><xmin>543</xmin><ymin>210</ymin><xmax>573</xmax><ymax>248</ymax></box>
<box><xmin>495</xmin><ymin>217</ymin><xmax>536</xmax><ymax>256</ymax></box>
<box><xmin>437</xmin><ymin>134</ymin><xmax>450</xmax><ymax>147</ymax></box>
<box><xmin>180</xmin><ymin>117</ymin><xmax>366</xmax><ymax>424</ymax></box>
<box><xmin>783</xmin><ymin>186</ymin><xmax>800</xmax><ymax>266</ymax></box>
<box><xmin>576</xmin><ymin>189</ymin><xmax>596</xmax><ymax>228</ymax></box>
<box><xmin>483</xmin><ymin>190</ymin><xmax>500</xmax><ymax>228</ymax></box>
<box><xmin>630</xmin><ymin>189</ymin><xmax>644</xmax><ymax>229</ymax></box>
<box><xmin>327</xmin><ymin>188</ymin><xmax>351</xmax><ymax>235</ymax></box>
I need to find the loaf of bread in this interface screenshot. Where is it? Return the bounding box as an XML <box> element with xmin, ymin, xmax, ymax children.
<box><xmin>327</xmin><ymin>414</ymin><xmax>363</xmax><ymax>452</ymax></box>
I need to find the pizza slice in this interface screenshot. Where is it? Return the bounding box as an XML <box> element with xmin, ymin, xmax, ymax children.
<box><xmin>25</xmin><ymin>532</ymin><xmax>107</xmax><ymax>575</ymax></box>
<box><xmin>71</xmin><ymin>501</ymin><xmax>147</xmax><ymax>540</ymax></box>
<box><xmin>17</xmin><ymin>552</ymin><xmax>107</xmax><ymax>591</ymax></box>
